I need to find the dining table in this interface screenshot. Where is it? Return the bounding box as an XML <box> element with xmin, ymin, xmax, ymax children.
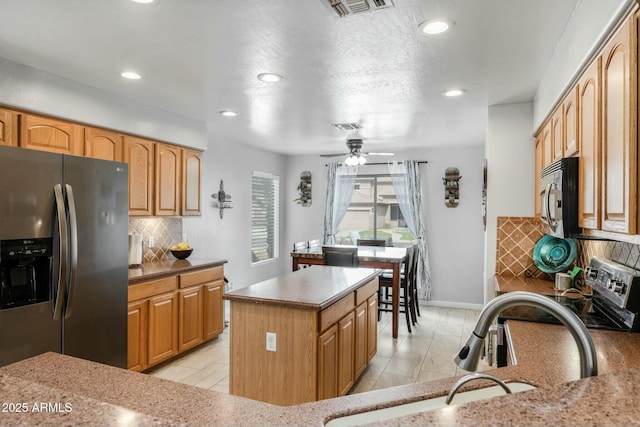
<box><xmin>291</xmin><ymin>244</ymin><xmax>407</xmax><ymax>338</ymax></box>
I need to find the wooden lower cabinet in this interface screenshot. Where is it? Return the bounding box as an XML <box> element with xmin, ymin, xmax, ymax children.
<box><xmin>148</xmin><ymin>292</ymin><xmax>179</xmax><ymax>366</ymax></box>
<box><xmin>127</xmin><ymin>266</ymin><xmax>225</xmax><ymax>371</ymax></box>
<box><xmin>229</xmin><ymin>277</ymin><xmax>378</xmax><ymax>405</ymax></box>
<box><xmin>178</xmin><ymin>286</ymin><xmax>204</xmax><ymax>352</ymax></box>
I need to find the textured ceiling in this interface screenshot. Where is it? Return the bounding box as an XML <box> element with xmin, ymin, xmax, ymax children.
<box><xmin>0</xmin><ymin>0</ymin><xmax>579</xmax><ymax>155</ymax></box>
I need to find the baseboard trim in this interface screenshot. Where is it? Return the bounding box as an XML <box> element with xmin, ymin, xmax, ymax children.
<box><xmin>419</xmin><ymin>299</ymin><xmax>484</xmax><ymax>311</ymax></box>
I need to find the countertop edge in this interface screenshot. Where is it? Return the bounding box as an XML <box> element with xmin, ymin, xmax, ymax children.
<box><xmin>128</xmin><ymin>258</ymin><xmax>227</xmax><ymax>285</ymax></box>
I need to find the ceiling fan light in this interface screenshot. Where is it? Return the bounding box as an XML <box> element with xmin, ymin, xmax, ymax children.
<box><xmin>358</xmin><ymin>155</ymin><xmax>367</xmax><ymax>165</ymax></box>
<box><xmin>345</xmin><ymin>155</ymin><xmax>359</xmax><ymax>166</ymax></box>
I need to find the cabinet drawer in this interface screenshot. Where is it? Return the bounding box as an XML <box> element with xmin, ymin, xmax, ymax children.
<box><xmin>319</xmin><ymin>293</ymin><xmax>354</xmax><ymax>333</ymax></box>
<box><xmin>356</xmin><ymin>278</ymin><xmax>379</xmax><ymax>306</ymax></box>
<box><xmin>179</xmin><ymin>266</ymin><xmax>224</xmax><ymax>288</ymax></box>
<box><xmin>128</xmin><ymin>276</ymin><xmax>178</xmax><ymax>302</ymax></box>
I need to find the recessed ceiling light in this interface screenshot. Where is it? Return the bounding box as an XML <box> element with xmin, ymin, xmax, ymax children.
<box><xmin>131</xmin><ymin>0</ymin><xmax>154</xmax><ymax>3</ymax></box>
<box><xmin>442</xmin><ymin>89</ymin><xmax>466</xmax><ymax>97</ymax></box>
<box><xmin>419</xmin><ymin>19</ymin><xmax>452</xmax><ymax>35</ymax></box>
<box><xmin>220</xmin><ymin>110</ymin><xmax>238</xmax><ymax>117</ymax></box>
<box><xmin>120</xmin><ymin>71</ymin><xmax>141</xmax><ymax>80</ymax></box>
<box><xmin>257</xmin><ymin>73</ymin><xmax>283</xmax><ymax>83</ymax></box>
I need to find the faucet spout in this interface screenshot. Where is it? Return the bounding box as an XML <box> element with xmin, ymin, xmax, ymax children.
<box><xmin>454</xmin><ymin>291</ymin><xmax>598</xmax><ymax>378</ymax></box>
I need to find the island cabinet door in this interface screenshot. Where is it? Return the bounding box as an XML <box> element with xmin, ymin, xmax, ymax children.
<box><xmin>354</xmin><ymin>301</ymin><xmax>368</xmax><ymax>378</ymax></box>
<box><xmin>178</xmin><ymin>286</ymin><xmax>204</xmax><ymax>352</ymax></box>
<box><xmin>318</xmin><ymin>324</ymin><xmax>338</xmax><ymax>400</ymax></box>
<box><xmin>337</xmin><ymin>311</ymin><xmax>355</xmax><ymax>396</ymax></box>
<box><xmin>367</xmin><ymin>294</ymin><xmax>378</xmax><ymax>362</ymax></box>
<box><xmin>148</xmin><ymin>292</ymin><xmax>178</xmax><ymax>366</ymax></box>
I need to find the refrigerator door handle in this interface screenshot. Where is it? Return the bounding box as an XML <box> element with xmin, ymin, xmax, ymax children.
<box><xmin>64</xmin><ymin>184</ymin><xmax>78</xmax><ymax>319</ymax></box>
<box><xmin>53</xmin><ymin>184</ymin><xmax>68</xmax><ymax>321</ymax></box>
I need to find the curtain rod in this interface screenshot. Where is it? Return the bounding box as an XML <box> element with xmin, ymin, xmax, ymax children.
<box><xmin>325</xmin><ymin>161</ymin><xmax>428</xmax><ymax>166</ymax></box>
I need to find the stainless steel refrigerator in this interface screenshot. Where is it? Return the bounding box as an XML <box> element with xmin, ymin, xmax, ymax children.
<box><xmin>0</xmin><ymin>145</ymin><xmax>128</xmax><ymax>368</ymax></box>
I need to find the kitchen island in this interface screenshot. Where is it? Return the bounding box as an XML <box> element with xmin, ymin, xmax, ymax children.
<box><xmin>224</xmin><ymin>266</ymin><xmax>381</xmax><ymax>405</ymax></box>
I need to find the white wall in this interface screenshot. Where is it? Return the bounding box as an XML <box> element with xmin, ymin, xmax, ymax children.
<box><xmin>484</xmin><ymin>103</ymin><xmax>534</xmax><ymax>303</ymax></box>
<box><xmin>183</xmin><ymin>135</ymin><xmax>287</xmax><ymax>290</ymax></box>
<box><xmin>0</xmin><ymin>56</ymin><xmax>206</xmax><ymax>149</ymax></box>
<box><xmin>533</xmin><ymin>0</ymin><xmax>635</xmax><ymax>130</ymax></box>
<box><xmin>285</xmin><ymin>146</ymin><xmax>486</xmax><ymax>309</ymax></box>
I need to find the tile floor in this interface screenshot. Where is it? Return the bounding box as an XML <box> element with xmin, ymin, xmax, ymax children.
<box><xmin>146</xmin><ymin>305</ymin><xmax>483</xmax><ymax>395</ymax></box>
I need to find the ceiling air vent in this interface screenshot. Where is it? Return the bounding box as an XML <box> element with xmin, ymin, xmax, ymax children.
<box><xmin>324</xmin><ymin>0</ymin><xmax>394</xmax><ymax>17</ymax></box>
<box><xmin>333</xmin><ymin>122</ymin><xmax>363</xmax><ymax>131</ymax></box>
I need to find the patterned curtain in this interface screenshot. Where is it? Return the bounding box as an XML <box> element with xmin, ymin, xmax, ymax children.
<box><xmin>389</xmin><ymin>161</ymin><xmax>432</xmax><ymax>300</ymax></box>
<box><xmin>323</xmin><ymin>163</ymin><xmax>358</xmax><ymax>245</ymax></box>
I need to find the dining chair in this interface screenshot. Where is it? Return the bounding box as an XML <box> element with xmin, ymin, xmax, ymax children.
<box><xmin>356</xmin><ymin>239</ymin><xmax>386</xmax><ymax>247</ymax></box>
<box><xmin>378</xmin><ymin>245</ymin><xmax>417</xmax><ymax>332</ymax></box>
<box><xmin>322</xmin><ymin>246</ymin><xmax>358</xmax><ymax>267</ymax></box>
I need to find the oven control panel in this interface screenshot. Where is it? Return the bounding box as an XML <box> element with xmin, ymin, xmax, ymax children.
<box><xmin>585</xmin><ymin>257</ymin><xmax>640</xmax><ymax>312</ymax></box>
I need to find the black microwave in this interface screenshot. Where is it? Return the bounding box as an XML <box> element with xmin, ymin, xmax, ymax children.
<box><xmin>540</xmin><ymin>157</ymin><xmax>580</xmax><ymax>238</ymax></box>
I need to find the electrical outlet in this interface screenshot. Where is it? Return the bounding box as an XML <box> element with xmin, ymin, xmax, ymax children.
<box><xmin>266</xmin><ymin>332</ymin><xmax>276</xmax><ymax>352</ymax></box>
<box><xmin>182</xmin><ymin>233</ymin><xmax>187</xmax><ymax>242</ymax></box>
<box><xmin>148</xmin><ymin>236</ymin><xmax>155</xmax><ymax>248</ymax></box>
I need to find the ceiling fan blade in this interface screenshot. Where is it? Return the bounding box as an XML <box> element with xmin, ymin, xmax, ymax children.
<box><xmin>319</xmin><ymin>152</ymin><xmax>349</xmax><ymax>158</ymax></box>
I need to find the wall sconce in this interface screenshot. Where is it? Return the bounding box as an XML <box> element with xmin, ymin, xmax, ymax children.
<box><xmin>211</xmin><ymin>179</ymin><xmax>232</xmax><ymax>218</ymax></box>
<box><xmin>442</xmin><ymin>167</ymin><xmax>461</xmax><ymax>208</ymax></box>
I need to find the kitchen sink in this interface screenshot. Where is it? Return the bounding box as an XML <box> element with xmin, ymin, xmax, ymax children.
<box><xmin>324</xmin><ymin>382</ymin><xmax>536</xmax><ymax>427</ymax></box>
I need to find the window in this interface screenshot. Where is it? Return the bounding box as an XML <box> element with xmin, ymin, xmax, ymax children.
<box><xmin>336</xmin><ymin>175</ymin><xmax>415</xmax><ymax>246</ymax></box>
<box><xmin>251</xmin><ymin>171</ymin><xmax>279</xmax><ymax>264</ymax></box>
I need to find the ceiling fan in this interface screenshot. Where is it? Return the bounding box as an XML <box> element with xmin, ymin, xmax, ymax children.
<box><xmin>320</xmin><ymin>138</ymin><xmax>393</xmax><ymax>165</ymax></box>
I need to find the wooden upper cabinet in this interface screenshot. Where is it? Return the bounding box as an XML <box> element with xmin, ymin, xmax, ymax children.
<box><xmin>563</xmin><ymin>86</ymin><xmax>579</xmax><ymax>157</ymax></box>
<box><xmin>124</xmin><ymin>136</ymin><xmax>154</xmax><ymax>216</ymax></box>
<box><xmin>0</xmin><ymin>108</ymin><xmax>18</xmax><ymax>147</ymax></box>
<box><xmin>20</xmin><ymin>114</ymin><xmax>83</xmax><ymax>155</ymax></box>
<box><xmin>182</xmin><ymin>149</ymin><xmax>202</xmax><ymax>216</ymax></box>
<box><xmin>534</xmin><ymin>134</ymin><xmax>544</xmax><ymax>218</ymax></box>
<box><xmin>551</xmin><ymin>105</ymin><xmax>564</xmax><ymax>162</ymax></box>
<box><xmin>578</xmin><ymin>58</ymin><xmax>601</xmax><ymax>230</ymax></box>
<box><xmin>541</xmin><ymin>120</ymin><xmax>553</xmax><ymax>168</ymax></box>
<box><xmin>85</xmin><ymin>127</ymin><xmax>123</xmax><ymax>162</ymax></box>
<box><xmin>601</xmin><ymin>17</ymin><xmax>636</xmax><ymax>234</ymax></box>
<box><xmin>155</xmin><ymin>143</ymin><xmax>182</xmax><ymax>216</ymax></box>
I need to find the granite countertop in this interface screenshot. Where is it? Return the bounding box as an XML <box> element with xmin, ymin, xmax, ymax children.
<box><xmin>4</xmin><ymin>274</ymin><xmax>640</xmax><ymax>426</ymax></box>
<box><xmin>224</xmin><ymin>266</ymin><xmax>380</xmax><ymax>310</ymax></box>
<box><xmin>128</xmin><ymin>257</ymin><xmax>227</xmax><ymax>285</ymax></box>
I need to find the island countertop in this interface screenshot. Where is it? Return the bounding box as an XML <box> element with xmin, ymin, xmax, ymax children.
<box><xmin>223</xmin><ymin>266</ymin><xmax>381</xmax><ymax>310</ymax></box>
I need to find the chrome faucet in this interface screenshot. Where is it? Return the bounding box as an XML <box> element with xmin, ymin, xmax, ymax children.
<box><xmin>454</xmin><ymin>291</ymin><xmax>598</xmax><ymax>378</ymax></box>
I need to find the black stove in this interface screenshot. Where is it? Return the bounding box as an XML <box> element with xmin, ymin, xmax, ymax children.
<box><xmin>499</xmin><ymin>257</ymin><xmax>640</xmax><ymax>332</ymax></box>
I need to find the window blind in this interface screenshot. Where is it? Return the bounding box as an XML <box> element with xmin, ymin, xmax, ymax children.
<box><xmin>251</xmin><ymin>171</ymin><xmax>279</xmax><ymax>264</ymax></box>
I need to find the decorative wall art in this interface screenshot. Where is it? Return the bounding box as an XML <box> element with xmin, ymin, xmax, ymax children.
<box><xmin>442</xmin><ymin>167</ymin><xmax>461</xmax><ymax>208</ymax></box>
<box><xmin>211</xmin><ymin>179</ymin><xmax>232</xmax><ymax>218</ymax></box>
<box><xmin>294</xmin><ymin>171</ymin><xmax>312</xmax><ymax>206</ymax></box>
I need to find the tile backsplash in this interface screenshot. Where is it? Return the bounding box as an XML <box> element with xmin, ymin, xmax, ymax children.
<box><xmin>496</xmin><ymin>216</ymin><xmax>547</xmax><ymax>278</ymax></box>
<box><xmin>496</xmin><ymin>216</ymin><xmax>640</xmax><ymax>277</ymax></box>
<box><xmin>129</xmin><ymin>218</ymin><xmax>182</xmax><ymax>262</ymax></box>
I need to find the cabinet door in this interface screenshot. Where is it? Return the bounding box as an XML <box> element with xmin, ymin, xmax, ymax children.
<box><xmin>317</xmin><ymin>325</ymin><xmax>338</xmax><ymax>400</ymax></box>
<box><xmin>564</xmin><ymin>86</ymin><xmax>579</xmax><ymax>157</ymax></box>
<box><xmin>147</xmin><ymin>292</ymin><xmax>178</xmax><ymax>367</ymax></box>
<box><xmin>155</xmin><ymin>143</ymin><xmax>182</xmax><ymax>216</ymax></box>
<box><xmin>85</xmin><ymin>127</ymin><xmax>123</xmax><ymax>162</ymax></box>
<box><xmin>551</xmin><ymin>106</ymin><xmax>564</xmax><ymax>162</ymax></box>
<box><xmin>20</xmin><ymin>114</ymin><xmax>83</xmax><ymax>155</ymax></box>
<box><xmin>367</xmin><ymin>294</ymin><xmax>378</xmax><ymax>362</ymax></box>
<box><xmin>124</xmin><ymin>136</ymin><xmax>154</xmax><ymax>216</ymax></box>
<box><xmin>354</xmin><ymin>301</ymin><xmax>367</xmax><ymax>378</ymax></box>
<box><xmin>337</xmin><ymin>311</ymin><xmax>355</xmax><ymax>396</ymax></box>
<box><xmin>541</xmin><ymin>120</ymin><xmax>553</xmax><ymax>168</ymax></box>
<box><xmin>178</xmin><ymin>286</ymin><xmax>204</xmax><ymax>352</ymax></box>
<box><xmin>578</xmin><ymin>58</ymin><xmax>601</xmax><ymax>230</ymax></box>
<box><xmin>204</xmin><ymin>280</ymin><xmax>224</xmax><ymax>340</ymax></box>
<box><xmin>0</xmin><ymin>108</ymin><xmax>18</xmax><ymax>146</ymax></box>
<box><xmin>182</xmin><ymin>149</ymin><xmax>202</xmax><ymax>216</ymax></box>
<box><xmin>534</xmin><ymin>134</ymin><xmax>544</xmax><ymax>218</ymax></box>
<box><xmin>128</xmin><ymin>299</ymin><xmax>148</xmax><ymax>372</ymax></box>
<box><xmin>601</xmin><ymin>17</ymin><xmax>636</xmax><ymax>234</ymax></box>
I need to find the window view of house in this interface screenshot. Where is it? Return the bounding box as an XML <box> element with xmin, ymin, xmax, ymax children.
<box><xmin>336</xmin><ymin>175</ymin><xmax>415</xmax><ymax>247</ymax></box>
<box><xmin>251</xmin><ymin>171</ymin><xmax>280</xmax><ymax>263</ymax></box>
